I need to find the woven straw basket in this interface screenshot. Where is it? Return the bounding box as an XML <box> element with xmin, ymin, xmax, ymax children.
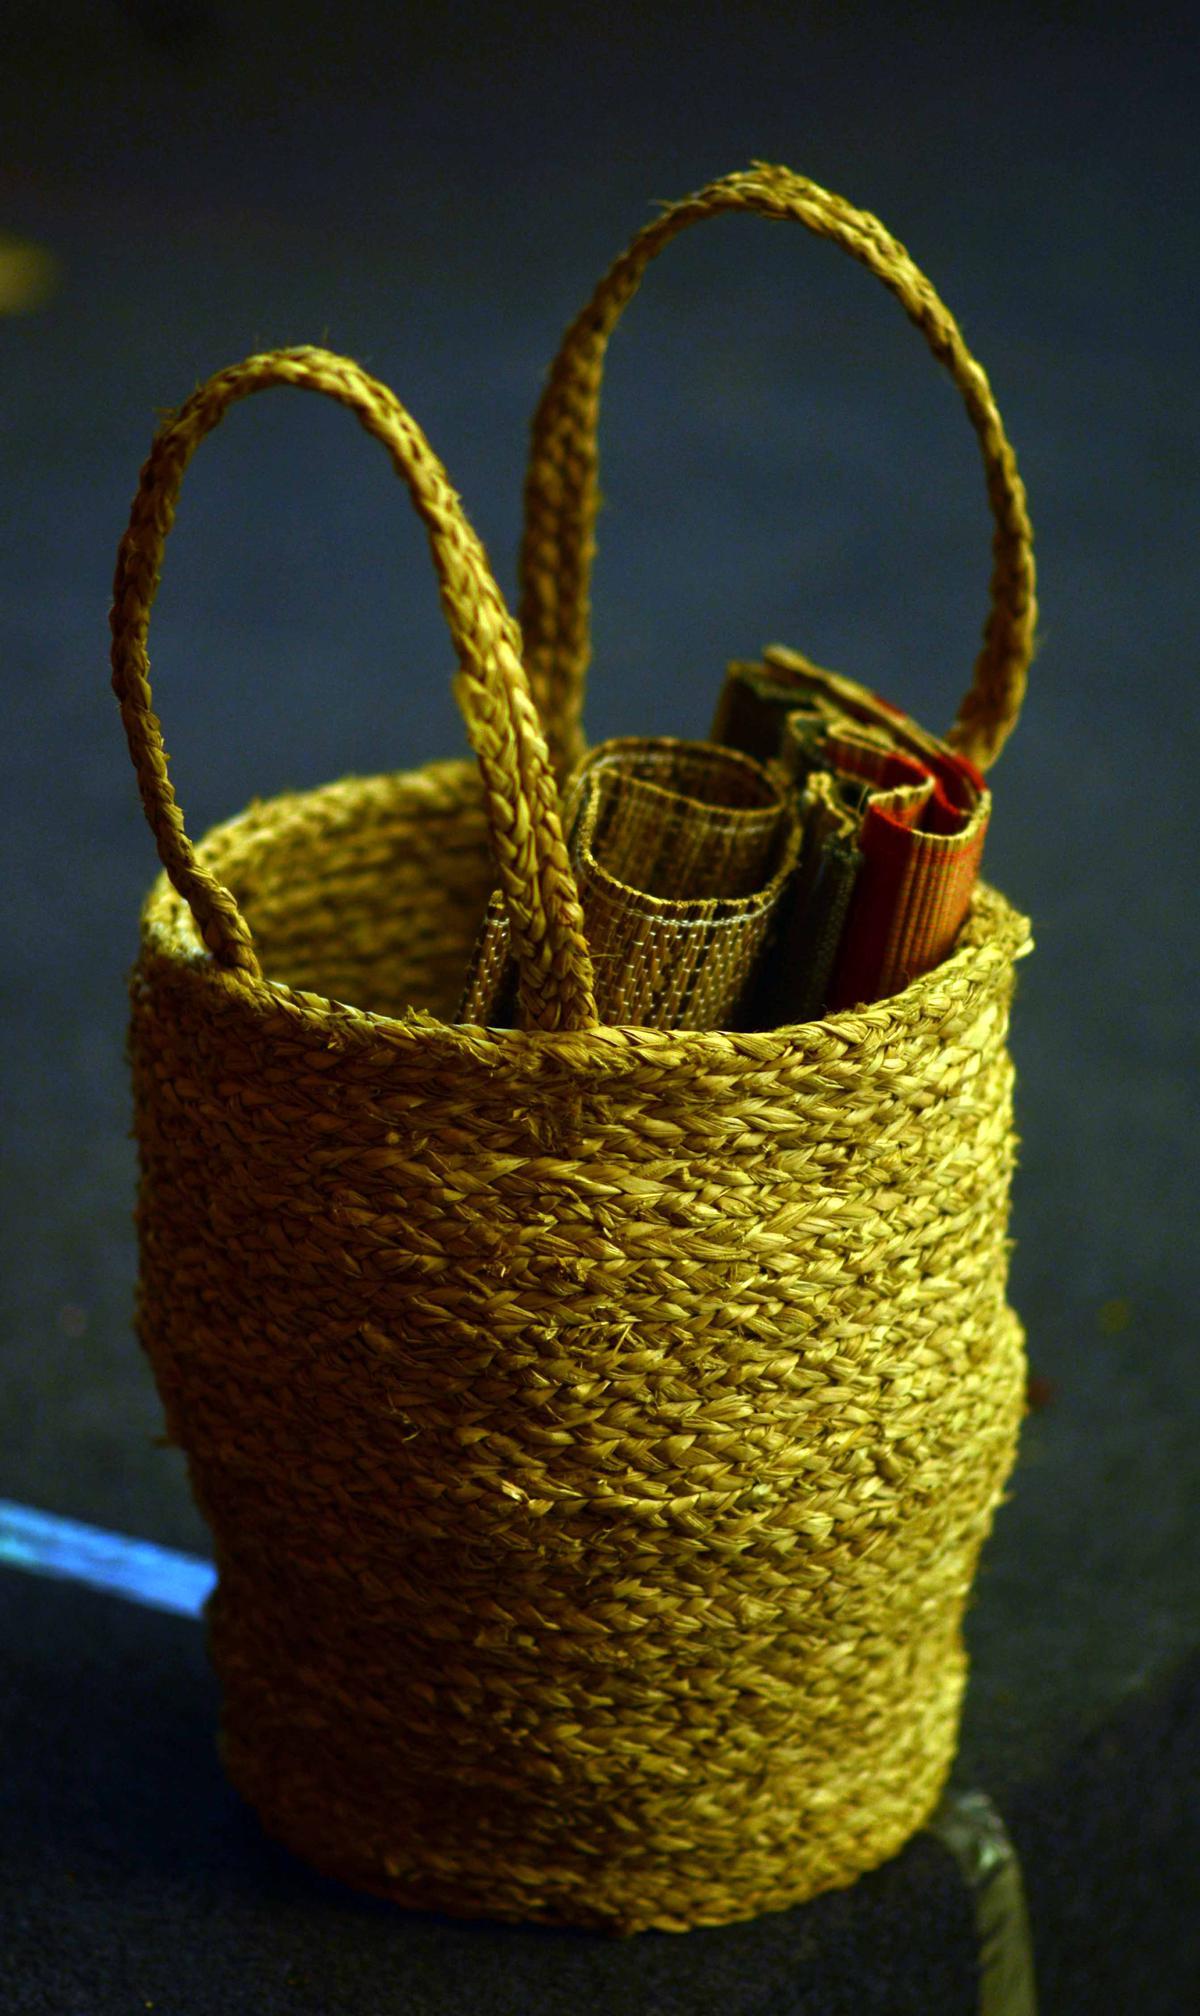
<box><xmin>111</xmin><ymin>165</ymin><xmax>1035</xmax><ymax>1934</ymax></box>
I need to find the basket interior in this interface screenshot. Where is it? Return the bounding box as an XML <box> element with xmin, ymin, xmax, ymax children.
<box><xmin>178</xmin><ymin>759</ymin><xmax>1029</xmax><ymax>1037</ymax></box>
<box><xmin>195</xmin><ymin>759</ymin><xmax>495</xmax><ymax>1022</ymax></box>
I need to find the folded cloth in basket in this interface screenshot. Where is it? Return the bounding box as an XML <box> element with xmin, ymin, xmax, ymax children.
<box><xmin>714</xmin><ymin>647</ymin><xmax>991</xmax><ymax>1015</ymax></box>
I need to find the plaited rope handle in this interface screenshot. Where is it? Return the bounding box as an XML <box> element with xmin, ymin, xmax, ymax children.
<box><xmin>111</xmin><ymin>346</ymin><xmax>598</xmax><ymax>1032</ymax></box>
<box><xmin>519</xmin><ymin>162</ymin><xmax>1037</xmax><ymax>779</ymax></box>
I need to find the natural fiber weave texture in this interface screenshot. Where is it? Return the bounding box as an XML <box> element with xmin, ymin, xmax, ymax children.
<box><xmin>131</xmin><ymin>851</ymin><xmax>1029</xmax><ymax>1933</ymax></box>
<box><xmin>519</xmin><ymin>162</ymin><xmax>1036</xmax><ymax>785</ymax></box>
<box><xmin>112</xmin><ymin>164</ymin><xmax>1036</xmax><ymax>1936</ymax></box>
<box><xmin>111</xmin><ymin>345</ymin><xmax>598</xmax><ymax>1034</ymax></box>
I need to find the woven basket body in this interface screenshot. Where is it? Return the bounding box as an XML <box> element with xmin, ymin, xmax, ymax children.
<box><xmin>131</xmin><ymin>774</ymin><xmax>1029</xmax><ymax>1932</ymax></box>
<box><xmin>112</xmin><ymin>167</ymin><xmax>1037</xmax><ymax>1934</ymax></box>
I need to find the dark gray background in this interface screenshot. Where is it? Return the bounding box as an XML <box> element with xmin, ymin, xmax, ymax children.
<box><xmin>1</xmin><ymin>3</ymin><xmax>1197</xmax><ymax>2009</ymax></box>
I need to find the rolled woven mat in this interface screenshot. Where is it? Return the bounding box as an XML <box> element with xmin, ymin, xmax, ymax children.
<box><xmin>459</xmin><ymin>735</ymin><xmax>800</xmax><ymax>1028</ymax></box>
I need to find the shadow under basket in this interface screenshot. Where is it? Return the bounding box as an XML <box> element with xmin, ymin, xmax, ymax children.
<box><xmin>130</xmin><ymin>755</ymin><xmax>1031</xmax><ymax>1935</ymax></box>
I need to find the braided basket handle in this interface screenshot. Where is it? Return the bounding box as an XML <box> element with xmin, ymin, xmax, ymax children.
<box><xmin>111</xmin><ymin>346</ymin><xmax>597</xmax><ymax>1031</ymax></box>
<box><xmin>519</xmin><ymin>162</ymin><xmax>1037</xmax><ymax>780</ymax></box>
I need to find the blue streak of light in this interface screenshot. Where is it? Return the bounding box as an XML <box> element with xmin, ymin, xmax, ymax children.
<box><xmin>0</xmin><ymin>1498</ymin><xmax>215</xmax><ymax>1619</ymax></box>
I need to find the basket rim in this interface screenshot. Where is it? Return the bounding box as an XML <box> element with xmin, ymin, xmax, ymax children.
<box><xmin>134</xmin><ymin>761</ymin><xmax>1032</xmax><ymax>1072</ymax></box>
